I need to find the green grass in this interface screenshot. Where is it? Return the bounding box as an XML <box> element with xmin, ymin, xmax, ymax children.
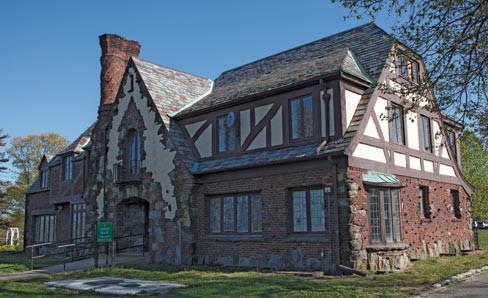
<box><xmin>1</xmin><ymin>251</ymin><xmax>488</xmax><ymax>298</ymax></box>
<box><xmin>478</xmin><ymin>229</ymin><xmax>488</xmax><ymax>250</ymax></box>
<box><xmin>0</xmin><ymin>251</ymin><xmax>63</xmax><ymax>273</ymax></box>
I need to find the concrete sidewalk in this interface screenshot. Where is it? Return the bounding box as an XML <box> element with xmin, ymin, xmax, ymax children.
<box><xmin>0</xmin><ymin>254</ymin><xmax>149</xmax><ymax>282</ymax></box>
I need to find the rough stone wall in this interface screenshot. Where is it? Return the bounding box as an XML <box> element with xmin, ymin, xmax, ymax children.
<box><xmin>192</xmin><ymin>159</ymin><xmax>341</xmax><ymax>272</ymax></box>
<box><xmin>346</xmin><ymin>167</ymin><xmax>474</xmax><ymax>272</ymax></box>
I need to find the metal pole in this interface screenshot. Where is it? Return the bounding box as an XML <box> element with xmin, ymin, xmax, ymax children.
<box><xmin>30</xmin><ymin>246</ymin><xmax>34</xmax><ymax>271</ymax></box>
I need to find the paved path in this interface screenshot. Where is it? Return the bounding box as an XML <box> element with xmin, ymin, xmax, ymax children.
<box><xmin>0</xmin><ymin>254</ymin><xmax>149</xmax><ymax>282</ymax></box>
<box><xmin>420</xmin><ymin>270</ymin><xmax>488</xmax><ymax>298</ymax></box>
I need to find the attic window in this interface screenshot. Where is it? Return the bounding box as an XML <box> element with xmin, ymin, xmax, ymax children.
<box><xmin>129</xmin><ymin>74</ymin><xmax>135</xmax><ymax>92</ymax></box>
<box><xmin>40</xmin><ymin>170</ymin><xmax>49</xmax><ymax>189</ymax></box>
<box><xmin>217</xmin><ymin>112</ymin><xmax>236</xmax><ymax>153</ymax></box>
<box><xmin>290</xmin><ymin>95</ymin><xmax>313</xmax><ymax>140</ymax></box>
<box><xmin>63</xmin><ymin>156</ymin><xmax>73</xmax><ymax>181</ymax></box>
<box><xmin>396</xmin><ymin>54</ymin><xmax>420</xmax><ymax>84</ymax></box>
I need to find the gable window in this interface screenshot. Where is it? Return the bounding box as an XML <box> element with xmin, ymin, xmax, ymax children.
<box><xmin>368</xmin><ymin>187</ymin><xmax>402</xmax><ymax>244</ymax></box>
<box><xmin>450</xmin><ymin>190</ymin><xmax>461</xmax><ymax>219</ymax></box>
<box><xmin>396</xmin><ymin>54</ymin><xmax>420</xmax><ymax>83</ymax></box>
<box><xmin>291</xmin><ymin>188</ymin><xmax>325</xmax><ymax>233</ymax></box>
<box><xmin>217</xmin><ymin>113</ymin><xmax>236</xmax><ymax>153</ymax></box>
<box><xmin>63</xmin><ymin>156</ymin><xmax>73</xmax><ymax>181</ymax></box>
<box><xmin>290</xmin><ymin>95</ymin><xmax>313</xmax><ymax>140</ymax></box>
<box><xmin>72</xmin><ymin>203</ymin><xmax>86</xmax><ymax>242</ymax></box>
<box><xmin>419</xmin><ymin>186</ymin><xmax>430</xmax><ymax>219</ymax></box>
<box><xmin>448</xmin><ymin>130</ymin><xmax>457</xmax><ymax>159</ymax></box>
<box><xmin>209</xmin><ymin>193</ymin><xmax>262</xmax><ymax>234</ymax></box>
<box><xmin>420</xmin><ymin>116</ymin><xmax>432</xmax><ymax>152</ymax></box>
<box><xmin>35</xmin><ymin>215</ymin><xmax>56</xmax><ymax>243</ymax></box>
<box><xmin>391</xmin><ymin>103</ymin><xmax>405</xmax><ymax>145</ymax></box>
<box><xmin>128</xmin><ymin>130</ymin><xmax>141</xmax><ymax>175</ymax></box>
<box><xmin>40</xmin><ymin>170</ymin><xmax>49</xmax><ymax>189</ymax></box>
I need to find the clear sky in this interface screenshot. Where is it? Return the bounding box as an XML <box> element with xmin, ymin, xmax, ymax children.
<box><xmin>1</xmin><ymin>0</ymin><xmax>396</xmax><ymax>181</ymax></box>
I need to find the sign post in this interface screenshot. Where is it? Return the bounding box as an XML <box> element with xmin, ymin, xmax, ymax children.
<box><xmin>97</xmin><ymin>222</ymin><xmax>113</xmax><ymax>242</ymax></box>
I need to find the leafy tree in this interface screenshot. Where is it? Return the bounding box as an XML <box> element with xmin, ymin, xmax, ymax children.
<box><xmin>332</xmin><ymin>0</ymin><xmax>488</xmax><ymax>145</ymax></box>
<box><xmin>7</xmin><ymin>133</ymin><xmax>69</xmax><ymax>186</ymax></box>
<box><xmin>0</xmin><ymin>129</ymin><xmax>9</xmax><ymax>203</ymax></box>
<box><xmin>460</xmin><ymin>130</ymin><xmax>488</xmax><ymax>219</ymax></box>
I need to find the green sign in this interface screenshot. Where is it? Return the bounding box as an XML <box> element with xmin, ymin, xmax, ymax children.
<box><xmin>97</xmin><ymin>222</ymin><xmax>113</xmax><ymax>242</ymax></box>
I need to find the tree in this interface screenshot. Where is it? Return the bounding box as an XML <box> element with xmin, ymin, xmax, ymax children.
<box><xmin>7</xmin><ymin>133</ymin><xmax>69</xmax><ymax>186</ymax></box>
<box><xmin>460</xmin><ymin>130</ymin><xmax>488</xmax><ymax>219</ymax></box>
<box><xmin>0</xmin><ymin>129</ymin><xmax>9</xmax><ymax>202</ymax></box>
<box><xmin>332</xmin><ymin>0</ymin><xmax>488</xmax><ymax>145</ymax></box>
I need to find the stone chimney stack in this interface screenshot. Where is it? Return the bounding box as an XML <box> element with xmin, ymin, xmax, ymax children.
<box><xmin>98</xmin><ymin>34</ymin><xmax>141</xmax><ymax>110</ymax></box>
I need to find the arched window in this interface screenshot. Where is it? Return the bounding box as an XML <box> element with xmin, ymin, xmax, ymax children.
<box><xmin>128</xmin><ymin>130</ymin><xmax>141</xmax><ymax>175</ymax></box>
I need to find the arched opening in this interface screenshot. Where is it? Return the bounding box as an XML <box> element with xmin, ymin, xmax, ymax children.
<box><xmin>115</xmin><ymin>197</ymin><xmax>149</xmax><ymax>254</ymax></box>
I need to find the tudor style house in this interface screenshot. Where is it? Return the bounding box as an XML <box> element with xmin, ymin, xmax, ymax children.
<box><xmin>25</xmin><ymin>23</ymin><xmax>474</xmax><ymax>273</ymax></box>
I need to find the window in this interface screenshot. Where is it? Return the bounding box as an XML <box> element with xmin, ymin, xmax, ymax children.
<box><xmin>63</xmin><ymin>156</ymin><xmax>73</xmax><ymax>181</ymax></box>
<box><xmin>40</xmin><ymin>170</ymin><xmax>49</xmax><ymax>189</ymax></box>
<box><xmin>209</xmin><ymin>194</ymin><xmax>262</xmax><ymax>234</ymax></box>
<box><xmin>217</xmin><ymin>113</ymin><xmax>236</xmax><ymax>153</ymax></box>
<box><xmin>368</xmin><ymin>187</ymin><xmax>402</xmax><ymax>244</ymax></box>
<box><xmin>451</xmin><ymin>190</ymin><xmax>461</xmax><ymax>219</ymax></box>
<box><xmin>390</xmin><ymin>103</ymin><xmax>405</xmax><ymax>144</ymax></box>
<box><xmin>128</xmin><ymin>130</ymin><xmax>141</xmax><ymax>175</ymax></box>
<box><xmin>290</xmin><ymin>95</ymin><xmax>313</xmax><ymax>140</ymax></box>
<box><xmin>72</xmin><ymin>203</ymin><xmax>86</xmax><ymax>242</ymax></box>
<box><xmin>420</xmin><ymin>116</ymin><xmax>432</xmax><ymax>152</ymax></box>
<box><xmin>419</xmin><ymin>186</ymin><xmax>430</xmax><ymax>218</ymax></box>
<box><xmin>35</xmin><ymin>215</ymin><xmax>56</xmax><ymax>243</ymax></box>
<box><xmin>291</xmin><ymin>188</ymin><xmax>326</xmax><ymax>233</ymax></box>
<box><xmin>396</xmin><ymin>54</ymin><xmax>420</xmax><ymax>83</ymax></box>
<box><xmin>448</xmin><ymin>130</ymin><xmax>457</xmax><ymax>159</ymax></box>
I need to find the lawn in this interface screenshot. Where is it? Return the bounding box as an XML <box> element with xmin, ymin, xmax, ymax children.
<box><xmin>0</xmin><ymin>251</ymin><xmax>62</xmax><ymax>273</ymax></box>
<box><xmin>1</xmin><ymin>251</ymin><xmax>488</xmax><ymax>298</ymax></box>
<box><xmin>478</xmin><ymin>228</ymin><xmax>488</xmax><ymax>250</ymax></box>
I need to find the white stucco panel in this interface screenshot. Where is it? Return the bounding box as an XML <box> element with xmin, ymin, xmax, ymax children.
<box><xmin>106</xmin><ymin>67</ymin><xmax>178</xmax><ymax>220</ymax></box>
<box><xmin>270</xmin><ymin>106</ymin><xmax>283</xmax><ymax>146</ymax></box>
<box><xmin>185</xmin><ymin>120</ymin><xmax>206</xmax><ymax>138</ymax></box>
<box><xmin>393</xmin><ymin>152</ymin><xmax>406</xmax><ymax>167</ymax></box>
<box><xmin>248</xmin><ymin>127</ymin><xmax>267</xmax><ymax>150</ymax></box>
<box><xmin>439</xmin><ymin>164</ymin><xmax>456</xmax><ymax>177</ymax></box>
<box><xmin>194</xmin><ymin>124</ymin><xmax>212</xmax><ymax>158</ymax></box>
<box><xmin>409</xmin><ymin>156</ymin><xmax>421</xmax><ymax>170</ymax></box>
<box><xmin>364</xmin><ymin>116</ymin><xmax>380</xmax><ymax>139</ymax></box>
<box><xmin>345</xmin><ymin>89</ymin><xmax>362</xmax><ymax>128</ymax></box>
<box><xmin>254</xmin><ymin>104</ymin><xmax>272</xmax><ymax>125</ymax></box>
<box><xmin>374</xmin><ymin>97</ymin><xmax>389</xmax><ymax>142</ymax></box>
<box><xmin>352</xmin><ymin>143</ymin><xmax>386</xmax><ymax>163</ymax></box>
<box><xmin>406</xmin><ymin>110</ymin><xmax>419</xmax><ymax>150</ymax></box>
<box><xmin>240</xmin><ymin>109</ymin><xmax>251</xmax><ymax>145</ymax></box>
<box><xmin>424</xmin><ymin>160</ymin><xmax>434</xmax><ymax>173</ymax></box>
<box><xmin>432</xmin><ymin>120</ymin><xmax>443</xmax><ymax>156</ymax></box>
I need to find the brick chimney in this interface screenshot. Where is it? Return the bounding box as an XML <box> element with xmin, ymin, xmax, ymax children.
<box><xmin>98</xmin><ymin>34</ymin><xmax>141</xmax><ymax>110</ymax></box>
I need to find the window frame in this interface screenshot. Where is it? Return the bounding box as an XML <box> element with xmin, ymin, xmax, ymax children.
<box><xmin>208</xmin><ymin>193</ymin><xmax>262</xmax><ymax>235</ymax></box>
<box><xmin>390</xmin><ymin>103</ymin><xmax>405</xmax><ymax>145</ymax></box>
<box><xmin>35</xmin><ymin>214</ymin><xmax>56</xmax><ymax>244</ymax></box>
<box><xmin>40</xmin><ymin>170</ymin><xmax>49</xmax><ymax>189</ymax></box>
<box><xmin>420</xmin><ymin>115</ymin><xmax>432</xmax><ymax>152</ymax></box>
<box><xmin>216</xmin><ymin>114</ymin><xmax>237</xmax><ymax>154</ymax></box>
<box><xmin>289</xmin><ymin>95</ymin><xmax>314</xmax><ymax>141</ymax></box>
<box><xmin>418</xmin><ymin>186</ymin><xmax>431</xmax><ymax>219</ymax></box>
<box><xmin>290</xmin><ymin>187</ymin><xmax>327</xmax><ymax>234</ymax></box>
<box><xmin>396</xmin><ymin>54</ymin><xmax>420</xmax><ymax>84</ymax></box>
<box><xmin>447</xmin><ymin>130</ymin><xmax>457</xmax><ymax>159</ymax></box>
<box><xmin>63</xmin><ymin>156</ymin><xmax>73</xmax><ymax>181</ymax></box>
<box><xmin>71</xmin><ymin>203</ymin><xmax>86</xmax><ymax>242</ymax></box>
<box><xmin>367</xmin><ymin>187</ymin><xmax>403</xmax><ymax>245</ymax></box>
<box><xmin>128</xmin><ymin>129</ymin><xmax>141</xmax><ymax>175</ymax></box>
<box><xmin>450</xmin><ymin>189</ymin><xmax>461</xmax><ymax>219</ymax></box>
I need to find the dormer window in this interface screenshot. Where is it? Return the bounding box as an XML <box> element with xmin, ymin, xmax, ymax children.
<box><xmin>128</xmin><ymin>129</ymin><xmax>141</xmax><ymax>175</ymax></box>
<box><xmin>40</xmin><ymin>170</ymin><xmax>49</xmax><ymax>189</ymax></box>
<box><xmin>217</xmin><ymin>113</ymin><xmax>236</xmax><ymax>153</ymax></box>
<box><xmin>290</xmin><ymin>95</ymin><xmax>313</xmax><ymax>140</ymax></box>
<box><xmin>63</xmin><ymin>156</ymin><xmax>73</xmax><ymax>181</ymax></box>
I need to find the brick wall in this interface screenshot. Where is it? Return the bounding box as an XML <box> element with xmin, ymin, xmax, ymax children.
<box><xmin>191</xmin><ymin>159</ymin><xmax>343</xmax><ymax>272</ymax></box>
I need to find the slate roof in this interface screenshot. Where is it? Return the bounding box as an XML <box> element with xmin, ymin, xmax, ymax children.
<box><xmin>175</xmin><ymin>22</ymin><xmax>393</xmax><ymax>117</ymax></box>
<box><xmin>133</xmin><ymin>57</ymin><xmax>213</xmax><ymax>126</ymax></box>
<box><xmin>57</xmin><ymin>122</ymin><xmax>96</xmax><ymax>156</ymax></box>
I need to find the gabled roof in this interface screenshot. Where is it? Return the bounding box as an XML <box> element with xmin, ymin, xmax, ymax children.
<box><xmin>132</xmin><ymin>57</ymin><xmax>213</xmax><ymax>126</ymax></box>
<box><xmin>175</xmin><ymin>22</ymin><xmax>393</xmax><ymax>117</ymax></box>
<box><xmin>57</xmin><ymin>122</ymin><xmax>96</xmax><ymax>156</ymax></box>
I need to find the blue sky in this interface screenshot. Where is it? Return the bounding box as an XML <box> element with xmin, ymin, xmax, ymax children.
<box><xmin>1</xmin><ymin>0</ymin><xmax>395</xmax><ymax>181</ymax></box>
